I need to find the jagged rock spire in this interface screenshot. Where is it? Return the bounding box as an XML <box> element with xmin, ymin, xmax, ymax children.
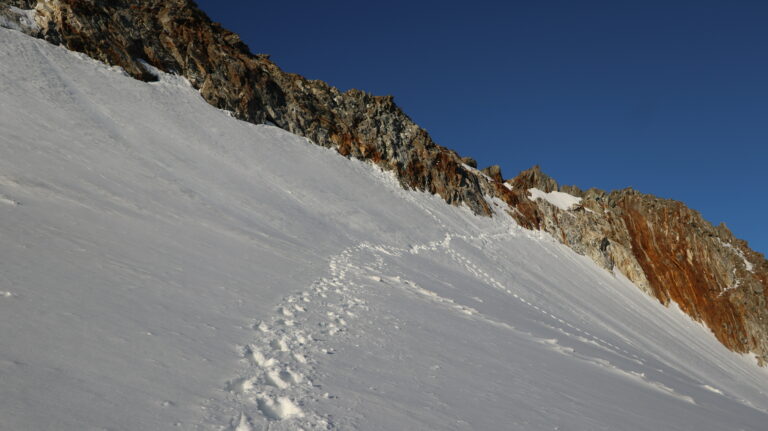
<box><xmin>508</xmin><ymin>165</ymin><xmax>559</xmax><ymax>192</ymax></box>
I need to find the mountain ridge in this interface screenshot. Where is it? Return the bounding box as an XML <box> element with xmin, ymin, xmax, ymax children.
<box><xmin>2</xmin><ymin>0</ymin><xmax>766</xmax><ymax>364</ymax></box>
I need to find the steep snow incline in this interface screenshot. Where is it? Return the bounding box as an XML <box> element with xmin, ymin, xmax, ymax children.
<box><xmin>1</xmin><ymin>28</ymin><xmax>767</xmax><ymax>431</ymax></box>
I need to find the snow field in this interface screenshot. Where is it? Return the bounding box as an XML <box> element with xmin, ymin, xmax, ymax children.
<box><xmin>1</xmin><ymin>27</ymin><xmax>768</xmax><ymax>430</ymax></box>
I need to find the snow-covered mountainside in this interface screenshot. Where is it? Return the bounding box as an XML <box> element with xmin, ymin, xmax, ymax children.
<box><xmin>1</xmin><ymin>28</ymin><xmax>768</xmax><ymax>431</ymax></box>
<box><xmin>5</xmin><ymin>0</ymin><xmax>766</xmax><ymax>364</ymax></box>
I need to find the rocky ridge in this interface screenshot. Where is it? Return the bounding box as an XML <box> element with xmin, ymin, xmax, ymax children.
<box><xmin>510</xmin><ymin>167</ymin><xmax>768</xmax><ymax>364</ymax></box>
<box><xmin>2</xmin><ymin>0</ymin><xmax>766</xmax><ymax>364</ymax></box>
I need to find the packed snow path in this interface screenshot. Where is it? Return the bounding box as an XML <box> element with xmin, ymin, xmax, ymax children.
<box><xmin>215</xmin><ymin>228</ymin><xmax>757</xmax><ymax>430</ymax></box>
<box><xmin>1</xmin><ymin>28</ymin><xmax>768</xmax><ymax>430</ymax></box>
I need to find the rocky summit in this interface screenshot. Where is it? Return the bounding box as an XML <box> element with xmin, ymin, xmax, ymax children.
<box><xmin>2</xmin><ymin>0</ymin><xmax>766</xmax><ymax>364</ymax></box>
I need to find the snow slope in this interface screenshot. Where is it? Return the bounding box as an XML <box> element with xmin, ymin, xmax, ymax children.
<box><xmin>1</xmin><ymin>28</ymin><xmax>767</xmax><ymax>431</ymax></box>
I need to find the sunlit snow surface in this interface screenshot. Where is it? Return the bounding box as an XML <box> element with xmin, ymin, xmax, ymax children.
<box><xmin>1</xmin><ymin>28</ymin><xmax>768</xmax><ymax>431</ymax></box>
<box><xmin>528</xmin><ymin>187</ymin><xmax>582</xmax><ymax>211</ymax></box>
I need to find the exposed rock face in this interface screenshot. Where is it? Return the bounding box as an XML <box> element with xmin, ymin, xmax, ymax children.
<box><xmin>508</xmin><ymin>165</ymin><xmax>559</xmax><ymax>193</ymax></box>
<box><xmin>481</xmin><ymin>165</ymin><xmax>504</xmax><ymax>184</ymax></box>
<box><xmin>1</xmin><ymin>0</ymin><xmax>766</xmax><ymax>364</ymax></box>
<box><xmin>3</xmin><ymin>0</ymin><xmax>34</xmax><ymax>7</ymax></box>
<box><xmin>511</xmin><ymin>169</ymin><xmax>768</xmax><ymax>364</ymax></box>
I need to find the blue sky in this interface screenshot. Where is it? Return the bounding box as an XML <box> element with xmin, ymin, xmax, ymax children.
<box><xmin>196</xmin><ymin>0</ymin><xmax>768</xmax><ymax>254</ymax></box>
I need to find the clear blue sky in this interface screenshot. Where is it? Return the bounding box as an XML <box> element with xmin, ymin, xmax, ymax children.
<box><xmin>196</xmin><ymin>0</ymin><xmax>768</xmax><ymax>255</ymax></box>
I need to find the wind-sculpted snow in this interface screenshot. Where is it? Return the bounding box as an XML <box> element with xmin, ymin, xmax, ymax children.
<box><xmin>2</xmin><ymin>29</ymin><xmax>768</xmax><ymax>430</ymax></box>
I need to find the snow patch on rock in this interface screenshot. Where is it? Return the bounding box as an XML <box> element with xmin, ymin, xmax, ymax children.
<box><xmin>528</xmin><ymin>187</ymin><xmax>582</xmax><ymax>211</ymax></box>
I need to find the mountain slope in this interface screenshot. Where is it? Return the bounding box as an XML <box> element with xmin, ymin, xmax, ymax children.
<box><xmin>2</xmin><ymin>27</ymin><xmax>768</xmax><ymax>431</ymax></box>
<box><xmin>2</xmin><ymin>0</ymin><xmax>766</xmax><ymax>363</ymax></box>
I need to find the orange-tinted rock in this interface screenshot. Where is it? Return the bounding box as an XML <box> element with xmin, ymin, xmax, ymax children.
<box><xmin>505</xmin><ymin>171</ymin><xmax>768</xmax><ymax>365</ymax></box>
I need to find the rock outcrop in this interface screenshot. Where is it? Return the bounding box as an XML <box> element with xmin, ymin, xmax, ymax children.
<box><xmin>511</xmin><ymin>169</ymin><xmax>768</xmax><ymax>364</ymax></box>
<box><xmin>2</xmin><ymin>0</ymin><xmax>766</xmax><ymax>364</ymax></box>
